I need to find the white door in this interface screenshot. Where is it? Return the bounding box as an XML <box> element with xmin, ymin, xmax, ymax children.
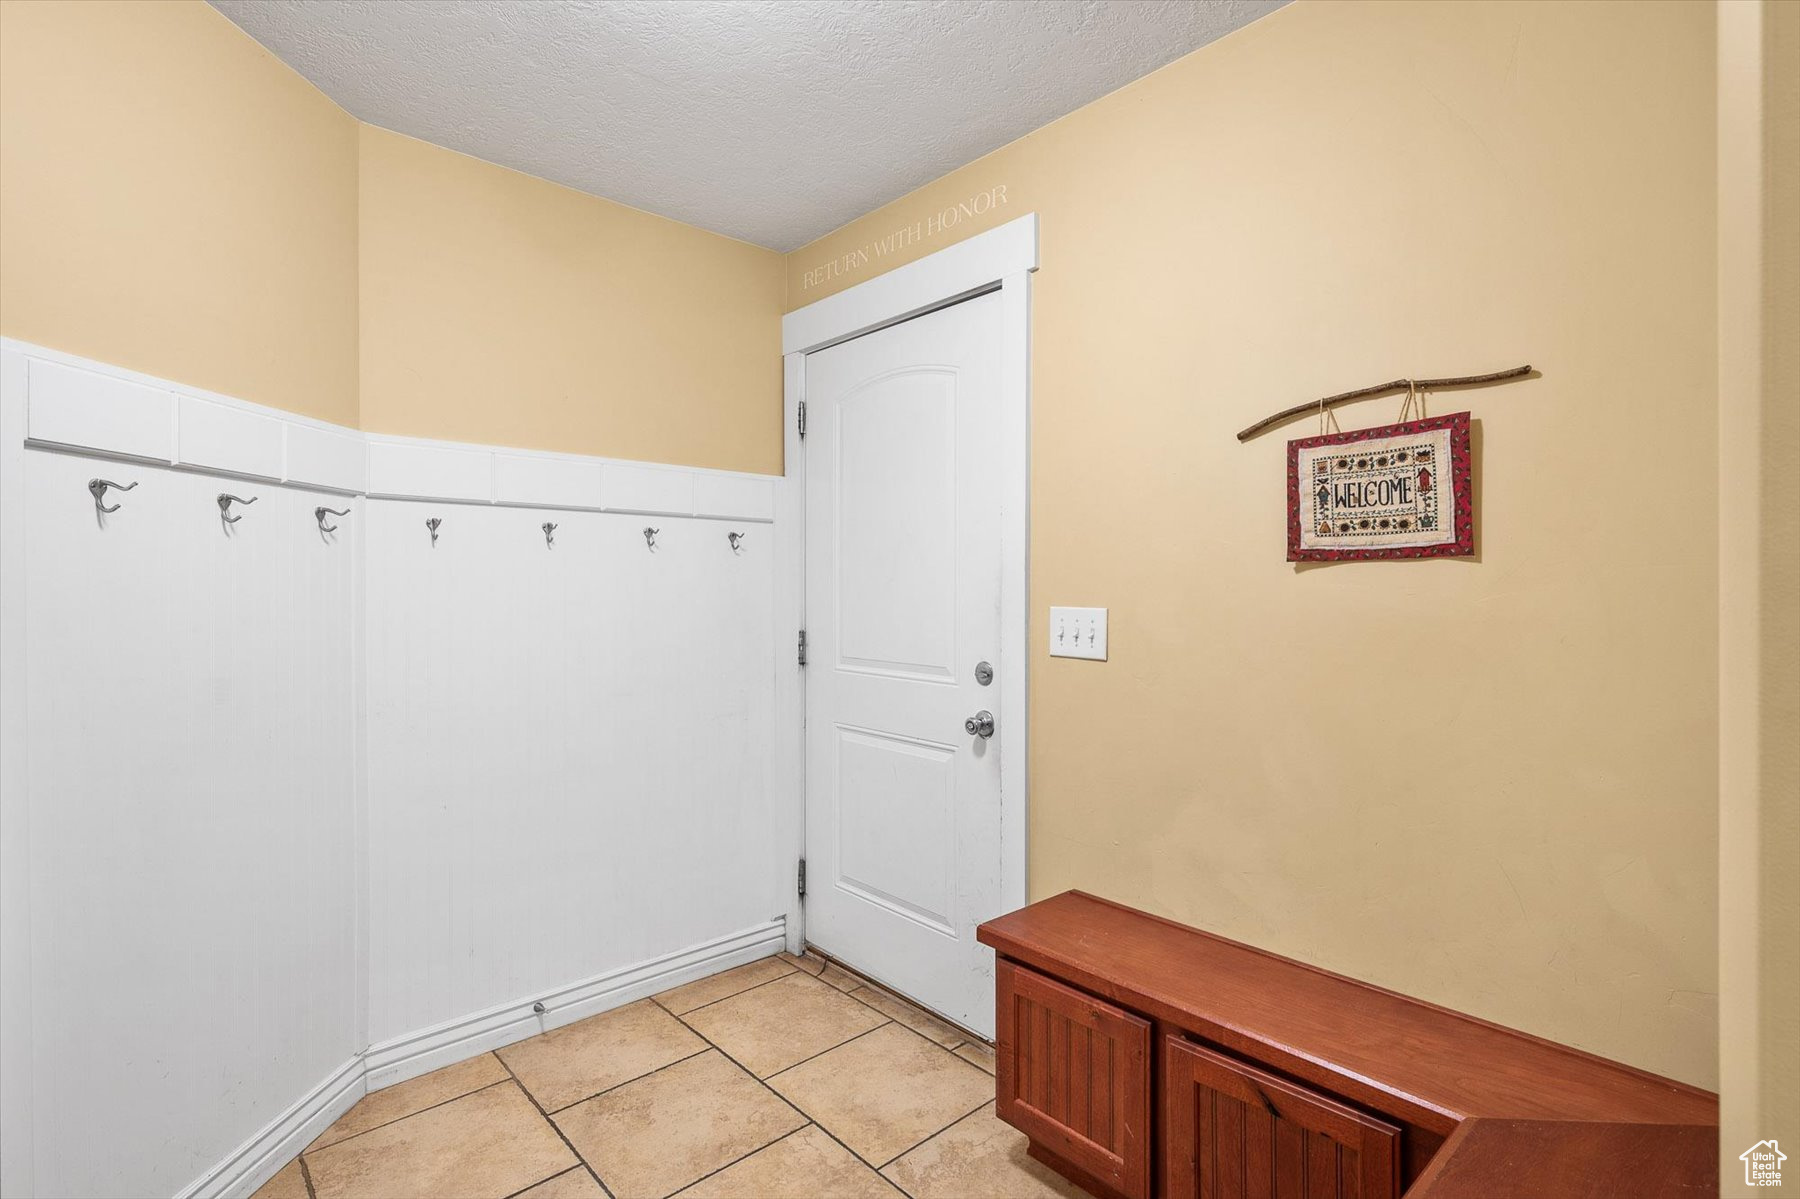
<box><xmin>803</xmin><ymin>291</ymin><xmax>1004</xmax><ymax>1035</ymax></box>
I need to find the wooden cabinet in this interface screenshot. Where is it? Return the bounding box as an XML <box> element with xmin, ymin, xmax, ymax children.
<box><xmin>996</xmin><ymin>959</ymin><xmax>1151</xmax><ymax>1199</ymax></box>
<box><xmin>979</xmin><ymin>892</ymin><xmax>1719</xmax><ymax>1199</ymax></box>
<box><xmin>1162</xmin><ymin>1035</ymin><xmax>1400</xmax><ymax>1199</ymax></box>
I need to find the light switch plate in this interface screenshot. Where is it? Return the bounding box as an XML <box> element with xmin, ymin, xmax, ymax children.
<box><xmin>1049</xmin><ymin>607</ymin><xmax>1108</xmax><ymax>660</ymax></box>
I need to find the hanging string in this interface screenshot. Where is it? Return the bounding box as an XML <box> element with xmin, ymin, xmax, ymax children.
<box><xmin>1317</xmin><ymin>392</ymin><xmax>1342</xmax><ymax>436</ymax></box>
<box><xmin>1396</xmin><ymin>379</ymin><xmax>1429</xmax><ymax>425</ymax></box>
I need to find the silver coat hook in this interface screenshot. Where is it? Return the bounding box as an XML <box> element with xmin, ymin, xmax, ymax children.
<box><xmin>217</xmin><ymin>493</ymin><xmax>257</xmax><ymax>524</ymax></box>
<box><xmin>315</xmin><ymin>506</ymin><xmax>350</xmax><ymax>534</ymax></box>
<box><xmin>728</xmin><ymin>531</ymin><xmax>746</xmax><ymax>553</ymax></box>
<box><xmin>542</xmin><ymin>521</ymin><xmax>557</xmax><ymax>548</ymax></box>
<box><xmin>88</xmin><ymin>477</ymin><xmax>137</xmax><ymax>515</ymax></box>
<box><xmin>644</xmin><ymin>527</ymin><xmax>659</xmax><ymax>550</ymax></box>
<box><xmin>426</xmin><ymin>517</ymin><xmax>442</xmax><ymax>546</ymax></box>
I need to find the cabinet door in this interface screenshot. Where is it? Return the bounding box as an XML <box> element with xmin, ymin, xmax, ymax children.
<box><xmin>995</xmin><ymin>960</ymin><xmax>1151</xmax><ymax>1199</ymax></box>
<box><xmin>1163</xmin><ymin>1036</ymin><xmax>1400</xmax><ymax>1199</ymax></box>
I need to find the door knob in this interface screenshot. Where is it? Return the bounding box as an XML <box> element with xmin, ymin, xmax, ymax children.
<box><xmin>964</xmin><ymin>710</ymin><xmax>995</xmax><ymax>739</ymax></box>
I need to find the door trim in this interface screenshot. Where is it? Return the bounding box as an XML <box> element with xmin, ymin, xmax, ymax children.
<box><xmin>778</xmin><ymin>214</ymin><xmax>1038</xmax><ymax>951</ymax></box>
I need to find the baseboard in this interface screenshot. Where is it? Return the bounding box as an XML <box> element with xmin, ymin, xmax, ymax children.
<box><xmin>178</xmin><ymin>1055</ymin><xmax>365</xmax><ymax>1199</ymax></box>
<box><xmin>363</xmin><ymin>918</ymin><xmax>786</xmax><ymax>1092</ymax></box>
<box><xmin>172</xmin><ymin>919</ymin><xmax>786</xmax><ymax>1199</ymax></box>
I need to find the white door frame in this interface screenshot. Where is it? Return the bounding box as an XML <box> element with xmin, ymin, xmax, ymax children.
<box><xmin>774</xmin><ymin>213</ymin><xmax>1038</xmax><ymax>955</ymax></box>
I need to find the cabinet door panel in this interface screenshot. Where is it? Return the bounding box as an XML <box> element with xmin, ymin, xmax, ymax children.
<box><xmin>996</xmin><ymin>960</ymin><xmax>1151</xmax><ymax>1199</ymax></box>
<box><xmin>1163</xmin><ymin>1035</ymin><xmax>1400</xmax><ymax>1199</ymax></box>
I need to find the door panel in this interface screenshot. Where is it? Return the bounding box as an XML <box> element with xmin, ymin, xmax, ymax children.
<box><xmin>835</xmin><ymin>726</ymin><xmax>956</xmax><ymax>933</ymax></box>
<box><xmin>995</xmin><ymin>960</ymin><xmax>1152</xmax><ymax>1199</ymax></box>
<box><xmin>835</xmin><ymin>367</ymin><xmax>958</xmax><ymax>680</ymax></box>
<box><xmin>1163</xmin><ymin>1035</ymin><xmax>1401</xmax><ymax>1199</ymax></box>
<box><xmin>804</xmin><ymin>293</ymin><xmax>1003</xmax><ymax>1033</ymax></box>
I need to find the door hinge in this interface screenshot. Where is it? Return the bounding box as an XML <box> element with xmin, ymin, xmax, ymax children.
<box><xmin>797</xmin><ymin>629</ymin><xmax>807</xmax><ymax>666</ymax></box>
<box><xmin>797</xmin><ymin>401</ymin><xmax>807</xmax><ymax>439</ymax></box>
<box><xmin>797</xmin><ymin>858</ymin><xmax>807</xmax><ymax>899</ymax></box>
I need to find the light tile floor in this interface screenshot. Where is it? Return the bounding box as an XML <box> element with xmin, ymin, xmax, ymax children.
<box><xmin>252</xmin><ymin>951</ymin><xmax>1085</xmax><ymax>1199</ymax></box>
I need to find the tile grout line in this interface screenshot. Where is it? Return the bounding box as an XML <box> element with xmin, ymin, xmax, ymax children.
<box><xmin>663</xmin><ymin>1123</ymin><xmax>818</xmax><ymax>1197</ymax></box>
<box><xmin>756</xmin><ymin>1015</ymin><xmax>896</xmax><ymax>1080</ymax></box>
<box><xmin>807</xmin><ymin>1019</ymin><xmax>993</xmax><ymax>1176</ymax></box>
<box><xmin>739</xmin><ymin>1017</ymin><xmax>897</xmax><ymax>1082</ymax></box>
<box><xmin>302</xmin><ymin>1076</ymin><xmax>516</xmax><ymax>1157</ymax></box>
<box><xmin>750</xmin><ymin>1020</ymin><xmax>964</xmax><ymax>1182</ymax></box>
<box><xmin>649</xmin><ymin>1037</ymin><xmax>813</xmax><ymax>1194</ymax></box>
<box><xmin>763</xmin><ymin>1020</ymin><xmax>995</xmax><ymax>1180</ymax></box>
<box><xmin>528</xmin><ymin>1025</ymin><xmax>853</xmax><ymax>1199</ymax></box>
<box><xmin>497</xmin><ymin>1164</ymin><xmax>587</xmax><ymax>1199</ymax></box>
<box><xmin>673</xmin><ymin>988</ymin><xmax>996</xmax><ymax>1186</ymax></box>
<box><xmin>672</xmin><ymin>1008</ymin><xmax>896</xmax><ymax>1185</ymax></box>
<box><xmin>653</xmin><ymin>961</ymin><xmax>800</xmax><ymax>1018</ymax></box>
<box><xmin>875</xmin><ymin>1094</ymin><xmax>996</xmax><ymax>1172</ymax></box>
<box><xmin>544</xmin><ymin>1045</ymin><xmax>714</xmax><ymax>1115</ymax></box>
<box><xmin>297</xmin><ymin>1153</ymin><xmax>317</xmax><ymax>1199</ymax></box>
<box><xmin>495</xmin><ymin>1055</ymin><xmax>617</xmax><ymax>1199</ymax></box>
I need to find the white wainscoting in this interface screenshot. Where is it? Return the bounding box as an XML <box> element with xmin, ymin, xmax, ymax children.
<box><xmin>363</xmin><ymin>497</ymin><xmax>782</xmax><ymax>1047</ymax></box>
<box><xmin>16</xmin><ymin>451</ymin><xmax>362</xmax><ymax>1199</ymax></box>
<box><xmin>0</xmin><ymin>341</ymin><xmax>790</xmax><ymax>1199</ymax></box>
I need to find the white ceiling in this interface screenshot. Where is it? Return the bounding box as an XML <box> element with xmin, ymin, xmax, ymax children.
<box><xmin>210</xmin><ymin>0</ymin><xmax>1284</xmax><ymax>251</ymax></box>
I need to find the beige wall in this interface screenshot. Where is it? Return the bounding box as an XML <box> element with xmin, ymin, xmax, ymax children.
<box><xmin>358</xmin><ymin>126</ymin><xmax>784</xmax><ymax>473</ymax></box>
<box><xmin>1719</xmin><ymin>0</ymin><xmax>1799</xmax><ymax>1186</ymax></box>
<box><xmin>1</xmin><ymin>0</ymin><xmax>1744</xmax><ymax>1094</ymax></box>
<box><xmin>0</xmin><ymin>2</ymin><xmax>785</xmax><ymax>471</ymax></box>
<box><xmin>0</xmin><ymin>0</ymin><xmax>359</xmax><ymax>426</ymax></box>
<box><xmin>789</xmin><ymin>0</ymin><xmax>1720</xmax><ymax>1086</ymax></box>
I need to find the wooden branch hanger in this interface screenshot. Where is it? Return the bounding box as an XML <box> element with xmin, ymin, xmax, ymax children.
<box><xmin>1236</xmin><ymin>364</ymin><xmax>1534</xmax><ymax>442</ymax></box>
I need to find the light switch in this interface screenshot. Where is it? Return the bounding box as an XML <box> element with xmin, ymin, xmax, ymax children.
<box><xmin>1049</xmin><ymin>607</ymin><xmax>1108</xmax><ymax>660</ymax></box>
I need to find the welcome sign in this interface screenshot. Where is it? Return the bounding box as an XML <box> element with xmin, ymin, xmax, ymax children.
<box><xmin>1287</xmin><ymin>413</ymin><xmax>1473</xmax><ymax>561</ymax></box>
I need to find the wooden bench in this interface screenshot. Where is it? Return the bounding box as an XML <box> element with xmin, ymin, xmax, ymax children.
<box><xmin>977</xmin><ymin>891</ymin><xmax>1717</xmax><ymax>1198</ymax></box>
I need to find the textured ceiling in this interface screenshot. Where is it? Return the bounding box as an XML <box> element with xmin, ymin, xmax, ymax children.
<box><xmin>210</xmin><ymin>0</ymin><xmax>1284</xmax><ymax>251</ymax></box>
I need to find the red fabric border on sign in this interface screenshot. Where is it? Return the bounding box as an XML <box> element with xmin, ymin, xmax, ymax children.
<box><xmin>1286</xmin><ymin>412</ymin><xmax>1474</xmax><ymax>561</ymax></box>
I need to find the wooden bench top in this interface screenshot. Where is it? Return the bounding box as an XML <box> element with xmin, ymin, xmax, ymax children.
<box><xmin>976</xmin><ymin>890</ymin><xmax>1717</xmax><ymax>1141</ymax></box>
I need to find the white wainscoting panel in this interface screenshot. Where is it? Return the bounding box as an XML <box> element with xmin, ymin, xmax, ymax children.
<box><xmin>5</xmin><ymin>339</ymin><xmax>776</xmax><ymax>524</ymax></box>
<box><xmin>284</xmin><ymin>422</ymin><xmax>366</xmax><ymax>495</ymax></box>
<box><xmin>25</xmin><ymin>356</ymin><xmax>174</xmax><ymax>463</ymax></box>
<box><xmin>1</xmin><ymin>340</ymin><xmax>788</xmax><ymax>1199</ymax></box>
<box><xmin>493</xmin><ymin>450</ymin><xmax>607</xmax><ymax>511</ymax></box>
<box><xmin>19</xmin><ymin>449</ymin><xmax>360</xmax><ymax>1199</ymax></box>
<box><xmin>603</xmin><ymin>461</ymin><xmax>696</xmax><ymax>516</ymax></box>
<box><xmin>694</xmin><ymin>473</ymin><xmax>775</xmax><ymax>522</ymax></box>
<box><xmin>177</xmin><ymin>394</ymin><xmax>285</xmax><ymax>480</ymax></box>
<box><xmin>365</xmin><ymin>438</ymin><xmax>493</xmax><ymax>503</ymax></box>
<box><xmin>364</xmin><ymin>501</ymin><xmax>780</xmax><ymax>1044</ymax></box>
